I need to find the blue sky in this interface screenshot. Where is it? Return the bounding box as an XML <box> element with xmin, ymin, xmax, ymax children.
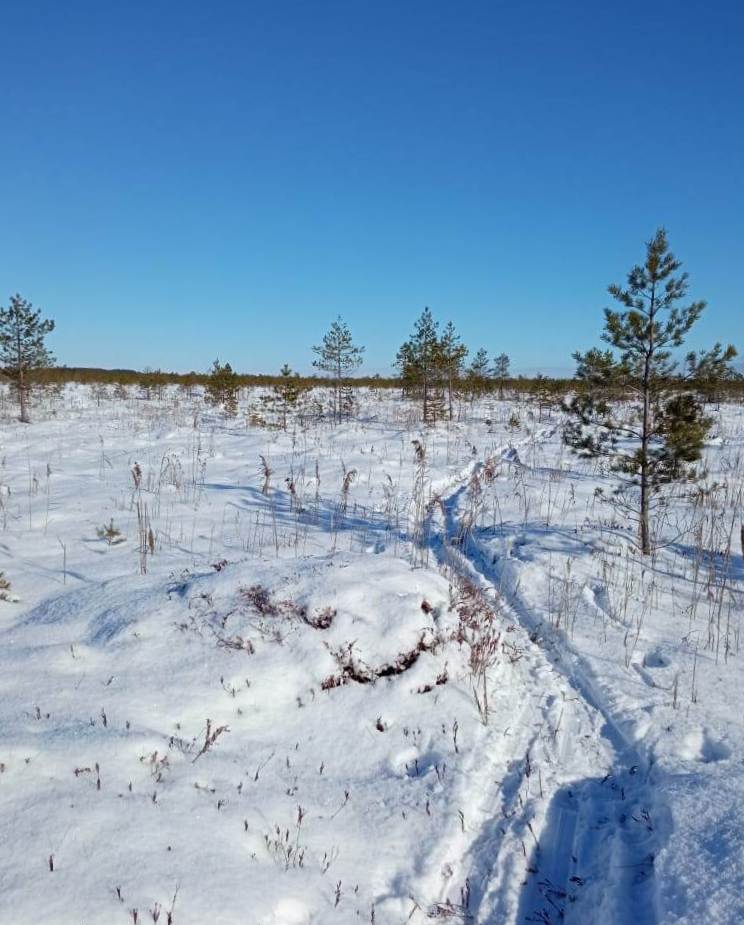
<box><xmin>0</xmin><ymin>0</ymin><xmax>741</xmax><ymax>375</ymax></box>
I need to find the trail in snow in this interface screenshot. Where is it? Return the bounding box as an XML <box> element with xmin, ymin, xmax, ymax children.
<box><xmin>418</xmin><ymin>432</ymin><xmax>666</xmax><ymax>924</ymax></box>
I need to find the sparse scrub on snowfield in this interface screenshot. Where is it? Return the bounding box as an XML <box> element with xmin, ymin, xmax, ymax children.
<box><xmin>140</xmin><ymin>749</ymin><xmax>171</xmax><ymax>783</ymax></box>
<box><xmin>411</xmin><ymin>439</ymin><xmax>428</xmax><ymax>565</ymax></box>
<box><xmin>3</xmin><ymin>382</ymin><xmax>743</xmax><ymax>923</ymax></box>
<box><xmin>0</xmin><ymin>571</ymin><xmax>17</xmax><ymax>601</ymax></box>
<box><xmin>264</xmin><ymin>804</ymin><xmax>307</xmax><ymax>870</ymax></box>
<box><xmin>215</xmin><ymin>628</ymin><xmax>256</xmax><ymax>652</ymax></box>
<box><xmin>192</xmin><ymin>718</ymin><xmax>230</xmax><ymax>763</ymax></box>
<box><xmin>693</xmin><ymin>484</ymin><xmax>743</xmax><ymax>663</ymax></box>
<box><xmin>545</xmin><ymin>557</ymin><xmax>583</xmax><ymax>637</ymax></box>
<box><xmin>455</xmin><ymin>471</ymin><xmax>484</xmax><ymax>551</ymax></box>
<box><xmin>507</xmin><ymin>411</ymin><xmax>521</xmax><ymax>434</ymax></box>
<box><xmin>339</xmin><ymin>464</ymin><xmax>357</xmax><ymax>514</ymax></box>
<box><xmin>190</xmin><ymin>582</ymin><xmax>340</xmax><ymax>651</ymax></box>
<box><xmin>623</xmin><ymin>582</ymin><xmax>652</xmax><ymax>669</ymax></box>
<box><xmin>187</xmin><ymin>434</ymin><xmax>207</xmax><ymax>507</ymax></box>
<box><xmin>125</xmin><ymin>889</ymin><xmax>178</xmax><ymax>925</ymax></box>
<box><xmin>258</xmin><ymin>454</ymin><xmax>272</xmax><ymax>495</ymax></box>
<box><xmin>158</xmin><ymin>453</ymin><xmax>184</xmax><ymax>493</ymax></box>
<box><xmin>136</xmin><ymin>499</ymin><xmax>155</xmax><ymax>573</ymax></box>
<box><xmin>321</xmin><ymin>631</ymin><xmax>442</xmax><ymax>689</ymax></box>
<box><xmin>241</xmin><ymin>582</ymin><xmax>278</xmax><ymax>615</ymax></box>
<box><xmin>450</xmin><ymin>576</ymin><xmax>503</xmax><ymax>724</ymax></box>
<box><xmin>96</xmin><ymin>518</ymin><xmax>125</xmax><ymax>546</ymax></box>
<box><xmin>381</xmin><ymin>473</ymin><xmax>404</xmax><ymax>543</ymax></box>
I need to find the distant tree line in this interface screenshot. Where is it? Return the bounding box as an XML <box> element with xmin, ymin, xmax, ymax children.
<box><xmin>2</xmin><ymin>230</ymin><xmax>741</xmax><ymax>433</ymax></box>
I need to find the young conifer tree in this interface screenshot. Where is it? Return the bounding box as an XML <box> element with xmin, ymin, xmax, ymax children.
<box><xmin>564</xmin><ymin>228</ymin><xmax>737</xmax><ymax>554</ymax></box>
<box><xmin>467</xmin><ymin>347</ymin><xmax>491</xmax><ymax>401</ymax></box>
<box><xmin>0</xmin><ymin>293</ymin><xmax>55</xmax><ymax>423</ymax></box>
<box><xmin>492</xmin><ymin>353</ymin><xmax>510</xmax><ymax>399</ymax></box>
<box><xmin>439</xmin><ymin>321</ymin><xmax>469</xmax><ymax>421</ymax></box>
<box><xmin>205</xmin><ymin>359</ymin><xmax>240</xmax><ymax>415</ymax></box>
<box><xmin>139</xmin><ymin>368</ymin><xmax>166</xmax><ymax>400</ymax></box>
<box><xmin>395</xmin><ymin>308</ymin><xmax>445</xmax><ymax>424</ymax></box>
<box><xmin>684</xmin><ymin>343</ymin><xmax>741</xmax><ymax>407</ymax></box>
<box><xmin>529</xmin><ymin>373</ymin><xmax>556</xmax><ymax>422</ymax></box>
<box><xmin>262</xmin><ymin>364</ymin><xmax>308</xmax><ymax>430</ymax></box>
<box><xmin>312</xmin><ymin>317</ymin><xmax>364</xmax><ymax>422</ymax></box>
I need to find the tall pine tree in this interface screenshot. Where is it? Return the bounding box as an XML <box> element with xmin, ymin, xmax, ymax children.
<box><xmin>0</xmin><ymin>293</ymin><xmax>55</xmax><ymax>423</ymax></box>
<box><xmin>564</xmin><ymin>229</ymin><xmax>737</xmax><ymax>554</ymax></box>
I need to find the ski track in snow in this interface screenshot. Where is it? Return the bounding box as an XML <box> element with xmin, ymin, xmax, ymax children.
<box><xmin>415</xmin><ymin>427</ymin><xmax>665</xmax><ymax>924</ymax></box>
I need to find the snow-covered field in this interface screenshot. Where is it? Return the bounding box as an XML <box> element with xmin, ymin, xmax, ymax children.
<box><xmin>0</xmin><ymin>385</ymin><xmax>742</xmax><ymax>925</ymax></box>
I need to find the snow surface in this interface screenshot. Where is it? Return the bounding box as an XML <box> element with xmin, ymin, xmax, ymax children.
<box><xmin>0</xmin><ymin>385</ymin><xmax>742</xmax><ymax>924</ymax></box>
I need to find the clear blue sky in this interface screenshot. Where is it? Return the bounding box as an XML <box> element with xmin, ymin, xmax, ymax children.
<box><xmin>1</xmin><ymin>0</ymin><xmax>741</xmax><ymax>375</ymax></box>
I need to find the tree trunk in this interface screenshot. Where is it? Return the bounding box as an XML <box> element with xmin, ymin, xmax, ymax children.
<box><xmin>335</xmin><ymin>357</ymin><xmax>341</xmax><ymax>423</ymax></box>
<box><xmin>639</xmin><ymin>462</ymin><xmax>650</xmax><ymax>554</ymax></box>
<box><xmin>639</xmin><ymin>289</ymin><xmax>655</xmax><ymax>555</ymax></box>
<box><xmin>17</xmin><ymin>337</ymin><xmax>29</xmax><ymax>423</ymax></box>
<box><xmin>639</xmin><ymin>372</ymin><xmax>651</xmax><ymax>554</ymax></box>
